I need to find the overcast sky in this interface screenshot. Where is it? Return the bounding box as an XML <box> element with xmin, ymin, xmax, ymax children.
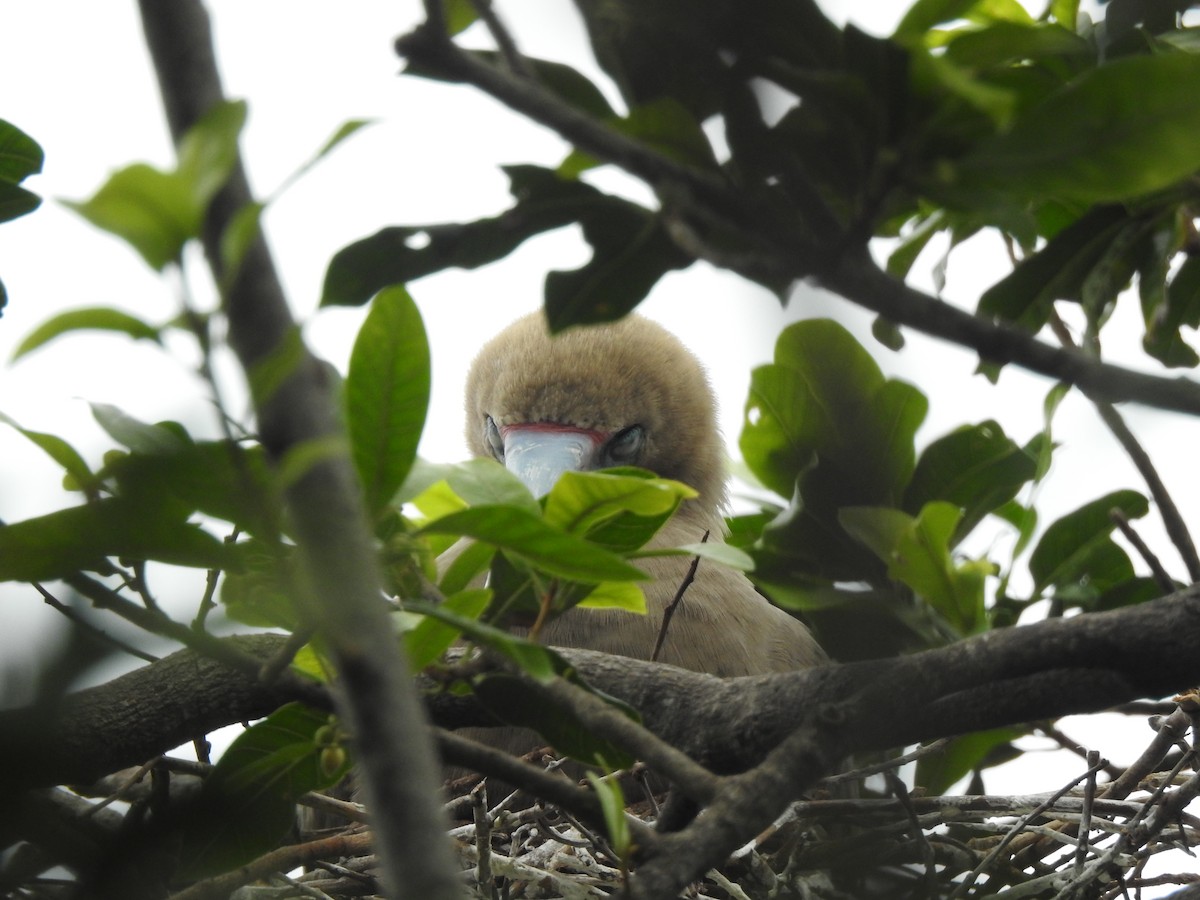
<box><xmin>2</xmin><ymin>2</ymin><xmax>1197</xmax><ymax>848</ymax></box>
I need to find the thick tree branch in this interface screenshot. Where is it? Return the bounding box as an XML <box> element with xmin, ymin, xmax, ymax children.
<box><xmin>10</xmin><ymin>586</ymin><xmax>1200</xmax><ymax>798</ymax></box>
<box><xmin>134</xmin><ymin>2</ymin><xmax>461</xmax><ymax>896</ymax></box>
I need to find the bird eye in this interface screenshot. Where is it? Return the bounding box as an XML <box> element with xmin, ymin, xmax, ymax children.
<box><xmin>605</xmin><ymin>425</ymin><xmax>644</xmax><ymax>465</ymax></box>
<box><xmin>484</xmin><ymin>416</ymin><xmax>504</xmax><ymax>461</ymax></box>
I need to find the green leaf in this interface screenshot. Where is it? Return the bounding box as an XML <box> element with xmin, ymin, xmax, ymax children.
<box><xmin>945</xmin><ymin>52</ymin><xmax>1200</xmax><ymax>206</ymax></box>
<box><xmin>904</xmin><ymin>420</ymin><xmax>1037</xmax><ymax>544</ymax></box>
<box><xmin>64</xmin><ymin>164</ymin><xmax>198</xmax><ymax>270</ymax></box>
<box><xmin>402</xmin><ymin>588</ymin><xmax>492</xmax><ymax>672</ymax></box>
<box><xmin>221</xmin><ymin>541</ymin><xmax>303</xmax><ymax>630</ymax></box>
<box><xmin>841</xmin><ymin>502</ymin><xmax>989</xmax><ymax>634</ymax></box>
<box><xmin>741</xmin><ymin>319</ymin><xmax>926</xmax><ymax>502</ymax></box>
<box><xmin>179</xmin><ymin>704</ymin><xmax>350</xmax><ymax>879</ymax></box>
<box><xmin>65</xmin><ymin>100</ymin><xmax>245</xmax><ymax>270</ymax></box>
<box><xmin>321</xmin><ymin>165</ymin><xmax>605</xmax><ymax>308</ymax></box>
<box><xmin>0</xmin><ymin>119</ymin><xmax>43</xmax><ymax>224</ymax></box>
<box><xmin>575</xmin><ymin>580</ymin><xmax>647</xmax><ymax>613</ymax></box>
<box><xmin>0</xmin><ymin>413</ymin><xmax>97</xmax><ymax>495</ymax></box>
<box><xmin>1145</xmin><ymin>254</ymin><xmax>1200</xmax><ymax>368</ymax></box>
<box><xmin>443</xmin><ymin>457</ymin><xmax>542</xmax><ymax>515</ymax></box>
<box><xmin>1028</xmin><ymin>490</ymin><xmax>1149</xmax><ymax>596</ymax></box>
<box><xmin>103</xmin><ymin>439</ymin><xmax>278</xmax><ymax>537</ymax></box>
<box><xmin>0</xmin><ymin>119</ymin><xmax>44</xmax><ymax>184</ymax></box>
<box><xmin>11</xmin><ymin>307</ymin><xmax>162</xmax><ymax>361</ymax></box>
<box><xmin>419</xmin><ymin>506</ymin><xmax>647</xmax><ymax>583</ymax></box>
<box><xmin>916</xmin><ymin>728</ymin><xmax>1024</xmax><ymax>795</ymax></box>
<box><xmin>586</xmin><ymin>772</ymin><xmax>632</xmax><ymax>857</ymax></box>
<box><xmin>978</xmin><ymin>206</ymin><xmax>1128</xmax><ymax>331</ymax></box>
<box><xmin>345</xmin><ymin>285</ymin><xmax>430</xmax><ymax>515</ymax></box>
<box><xmin>544</xmin><ymin>210</ymin><xmax>693</xmax><ymax>331</ymax></box>
<box><xmin>0</xmin><ymin>182</ymin><xmax>40</xmax><ymax>223</ymax></box>
<box><xmin>0</xmin><ymin>498</ymin><xmax>232</xmax><ymax>581</ymax></box>
<box><xmin>89</xmin><ymin>403</ymin><xmax>189</xmax><ymax>455</ymax></box>
<box><xmin>559</xmin><ymin>97</ymin><xmax>717</xmax><ymax>177</ymax></box>
<box><xmin>405</xmin><ymin>598</ymin><xmax>567</xmax><ymax>681</ymax></box>
<box><xmin>542</xmin><ymin>470</ymin><xmax>695</xmax><ymax>535</ymax></box>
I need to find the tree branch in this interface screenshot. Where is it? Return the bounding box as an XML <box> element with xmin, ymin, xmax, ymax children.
<box><xmin>134</xmin><ymin>2</ymin><xmax>461</xmax><ymax>896</ymax></box>
<box><xmin>394</xmin><ymin>19</ymin><xmax>1200</xmax><ymax>419</ymax></box>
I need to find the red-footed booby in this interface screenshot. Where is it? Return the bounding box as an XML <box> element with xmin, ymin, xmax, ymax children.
<box><xmin>464</xmin><ymin>311</ymin><xmax>826</xmax><ymax>674</ymax></box>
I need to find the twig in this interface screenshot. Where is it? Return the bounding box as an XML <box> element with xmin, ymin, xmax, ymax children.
<box><xmin>467</xmin><ymin>0</ymin><xmax>535</xmax><ymax>78</ymax></box>
<box><xmin>651</xmin><ymin>530</ymin><xmax>707</xmax><ymax>663</ymax></box>
<box><xmin>33</xmin><ymin>582</ymin><xmax>158</xmax><ymax>663</ymax></box>
<box><xmin>1074</xmin><ymin>750</ymin><xmax>1101</xmax><ymax>874</ymax></box>
<box><xmin>1111</xmin><ymin>508</ymin><xmax>1175</xmax><ymax>594</ymax></box>
<box><xmin>951</xmin><ymin>756</ymin><xmax>1108</xmax><ymax>898</ymax></box>
<box><xmin>885</xmin><ymin>770</ymin><xmax>937</xmax><ymax>896</ymax></box>
<box><xmin>1049</xmin><ymin>311</ymin><xmax>1200</xmax><ymax>583</ymax></box>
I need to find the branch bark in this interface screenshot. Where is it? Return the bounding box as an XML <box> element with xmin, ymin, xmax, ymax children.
<box><xmin>133</xmin><ymin>2</ymin><xmax>461</xmax><ymax>896</ymax></box>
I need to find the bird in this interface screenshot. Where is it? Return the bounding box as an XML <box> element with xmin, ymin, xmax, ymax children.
<box><xmin>461</xmin><ymin>310</ymin><xmax>827</xmax><ymax>675</ymax></box>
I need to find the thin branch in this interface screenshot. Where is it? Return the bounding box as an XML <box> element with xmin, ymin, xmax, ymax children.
<box><xmin>1049</xmin><ymin>310</ymin><xmax>1200</xmax><ymax>583</ymax></box>
<box><xmin>651</xmin><ymin>532</ymin><xmax>707</xmax><ymax>664</ymax></box>
<box><xmin>33</xmin><ymin>582</ymin><xmax>158</xmax><ymax>663</ymax></box>
<box><xmin>1112</xmin><ymin>509</ymin><xmax>1176</xmax><ymax>594</ymax></box>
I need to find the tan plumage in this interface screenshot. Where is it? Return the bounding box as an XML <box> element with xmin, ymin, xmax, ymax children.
<box><xmin>464</xmin><ymin>311</ymin><xmax>826</xmax><ymax>675</ymax></box>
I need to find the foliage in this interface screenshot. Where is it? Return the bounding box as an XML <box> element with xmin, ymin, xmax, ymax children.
<box><xmin>4</xmin><ymin>0</ymin><xmax>1200</xmax><ymax>896</ymax></box>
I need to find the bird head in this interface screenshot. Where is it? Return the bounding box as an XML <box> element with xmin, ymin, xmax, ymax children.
<box><xmin>464</xmin><ymin>312</ymin><xmax>728</xmax><ymax>516</ymax></box>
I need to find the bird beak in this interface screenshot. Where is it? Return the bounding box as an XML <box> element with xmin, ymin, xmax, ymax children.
<box><xmin>501</xmin><ymin>424</ymin><xmax>604</xmax><ymax>497</ymax></box>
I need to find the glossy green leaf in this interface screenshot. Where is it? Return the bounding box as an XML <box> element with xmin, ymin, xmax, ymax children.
<box><xmin>419</xmin><ymin>506</ymin><xmax>647</xmax><ymax>583</ymax></box>
<box><xmin>64</xmin><ymin>164</ymin><xmax>197</xmax><ymax>270</ymax></box>
<box><xmin>586</xmin><ymin>773</ymin><xmax>632</xmax><ymax>856</ymax></box>
<box><xmin>946</xmin><ymin>53</ymin><xmax>1200</xmax><ymax>206</ymax></box>
<box><xmin>895</xmin><ymin>0</ymin><xmax>1031</xmax><ymax>44</ymax></box>
<box><xmin>1029</xmin><ymin>489</ymin><xmax>1149</xmax><ymax>596</ymax></box>
<box><xmin>345</xmin><ymin>285</ymin><xmax>430</xmax><ymax>515</ymax></box>
<box><xmin>841</xmin><ymin>502</ymin><xmax>989</xmax><ymax>634</ymax></box>
<box><xmin>542</xmin><ymin>470</ymin><xmax>695</xmax><ymax>535</ymax></box>
<box><xmin>437</xmin><ymin>539</ymin><xmax>496</xmax><ymax>596</ymax></box>
<box><xmin>741</xmin><ymin>319</ymin><xmax>926</xmax><ymax>502</ymax></box>
<box><xmin>575</xmin><ymin>580</ymin><xmax>647</xmax><ymax>613</ymax></box>
<box><xmin>11</xmin><ymin>307</ymin><xmax>162</xmax><ymax>361</ymax></box>
<box><xmin>179</xmin><ymin>704</ymin><xmax>350</xmax><ymax>879</ymax></box>
<box><xmin>0</xmin><ymin>498</ymin><xmax>232</xmax><ymax>581</ymax></box>
<box><xmin>634</xmin><ymin>541</ymin><xmax>754</xmax><ymax>572</ymax></box>
<box><xmin>905</xmin><ymin>420</ymin><xmax>1037</xmax><ymax>543</ymax></box>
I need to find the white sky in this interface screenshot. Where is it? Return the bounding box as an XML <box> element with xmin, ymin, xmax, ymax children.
<box><xmin>2</xmin><ymin>3</ymin><xmax>1198</xmax><ymax>877</ymax></box>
